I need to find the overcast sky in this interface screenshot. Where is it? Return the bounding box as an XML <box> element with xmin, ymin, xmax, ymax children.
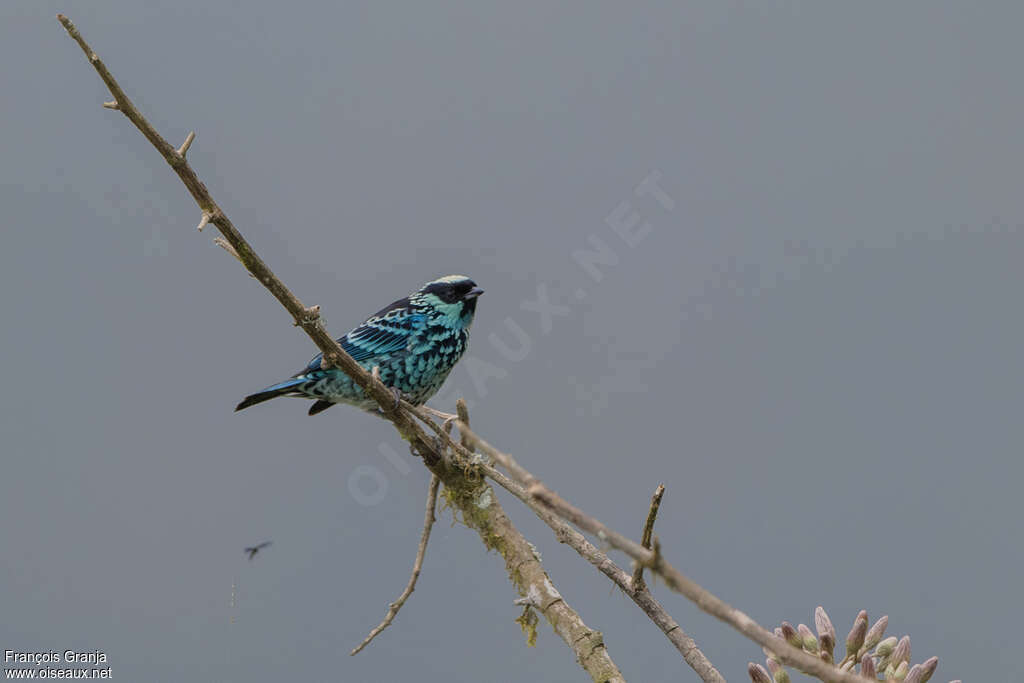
<box><xmin>2</xmin><ymin>2</ymin><xmax>1022</xmax><ymax>681</ymax></box>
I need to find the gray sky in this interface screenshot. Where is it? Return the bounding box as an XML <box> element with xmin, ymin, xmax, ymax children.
<box><xmin>2</xmin><ymin>2</ymin><xmax>1022</xmax><ymax>681</ymax></box>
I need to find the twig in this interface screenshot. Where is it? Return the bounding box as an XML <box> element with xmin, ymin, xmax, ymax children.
<box><xmin>632</xmin><ymin>484</ymin><xmax>665</xmax><ymax>592</ymax></box>
<box><xmin>58</xmin><ymin>17</ymin><xmax>624</xmax><ymax>682</ymax></box>
<box><xmin>351</xmin><ymin>475</ymin><xmax>440</xmax><ymax>656</ymax></box>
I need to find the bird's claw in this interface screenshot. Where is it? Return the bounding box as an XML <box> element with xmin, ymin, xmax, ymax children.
<box><xmin>377</xmin><ymin>386</ymin><xmax>405</xmax><ymax>414</ymax></box>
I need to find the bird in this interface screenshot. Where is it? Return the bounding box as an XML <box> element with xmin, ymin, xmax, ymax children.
<box><xmin>235</xmin><ymin>275</ymin><xmax>483</xmax><ymax>416</ymax></box>
<box><xmin>244</xmin><ymin>541</ymin><xmax>272</xmax><ymax>561</ymax></box>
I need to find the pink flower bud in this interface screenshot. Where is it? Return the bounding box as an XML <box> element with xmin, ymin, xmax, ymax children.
<box><xmin>748</xmin><ymin>663</ymin><xmax>772</xmax><ymax>683</ymax></box>
<box><xmin>846</xmin><ymin>611</ymin><xmax>868</xmax><ymax>656</ymax></box>
<box><xmin>780</xmin><ymin>622</ymin><xmax>802</xmax><ymax>649</ymax></box>
<box><xmin>918</xmin><ymin>656</ymin><xmax>938</xmax><ymax>683</ymax></box>
<box><xmin>891</xmin><ymin>636</ymin><xmax>911</xmax><ymax>667</ymax></box>
<box><xmin>863</xmin><ymin>616</ymin><xmax>889</xmax><ymax>653</ymax></box>
<box><xmin>904</xmin><ymin>664</ymin><xmax>925</xmax><ymax>683</ymax></box>
<box><xmin>819</xmin><ymin>633</ymin><xmax>835</xmax><ymax>662</ymax></box>
<box><xmin>860</xmin><ymin>653</ymin><xmax>876</xmax><ymax>679</ymax></box>
<box><xmin>815</xmin><ymin>606</ymin><xmax>836</xmax><ymax>641</ymax></box>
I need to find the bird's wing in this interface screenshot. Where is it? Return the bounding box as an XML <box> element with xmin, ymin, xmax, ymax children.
<box><xmin>303</xmin><ymin>300</ymin><xmax>427</xmax><ymax>371</ymax></box>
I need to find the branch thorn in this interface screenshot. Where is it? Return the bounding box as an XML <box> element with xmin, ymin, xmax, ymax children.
<box><xmin>102</xmin><ymin>101</ymin><xmax>119</xmax><ymax>110</ymax></box>
<box><xmin>177</xmin><ymin>131</ymin><xmax>195</xmax><ymax>158</ymax></box>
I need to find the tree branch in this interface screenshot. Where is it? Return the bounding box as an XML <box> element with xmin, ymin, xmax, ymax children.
<box><xmin>351</xmin><ymin>475</ymin><xmax>440</xmax><ymax>656</ymax></box>
<box><xmin>57</xmin><ymin>15</ymin><xmax>624</xmax><ymax>682</ymax></box>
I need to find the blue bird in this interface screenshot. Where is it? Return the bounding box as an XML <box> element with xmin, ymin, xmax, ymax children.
<box><xmin>236</xmin><ymin>275</ymin><xmax>483</xmax><ymax>416</ymax></box>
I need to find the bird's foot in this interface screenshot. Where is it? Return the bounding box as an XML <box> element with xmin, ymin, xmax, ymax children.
<box><xmin>375</xmin><ymin>386</ymin><xmax>406</xmax><ymax>414</ymax></box>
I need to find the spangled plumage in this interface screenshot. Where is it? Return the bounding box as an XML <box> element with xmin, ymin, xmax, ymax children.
<box><xmin>236</xmin><ymin>275</ymin><xmax>482</xmax><ymax>415</ymax></box>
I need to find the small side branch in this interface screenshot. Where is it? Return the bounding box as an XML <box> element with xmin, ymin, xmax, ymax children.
<box><xmin>631</xmin><ymin>484</ymin><xmax>665</xmax><ymax>592</ymax></box>
<box><xmin>351</xmin><ymin>475</ymin><xmax>440</xmax><ymax>656</ymax></box>
<box><xmin>177</xmin><ymin>131</ymin><xmax>196</xmax><ymax>158</ymax></box>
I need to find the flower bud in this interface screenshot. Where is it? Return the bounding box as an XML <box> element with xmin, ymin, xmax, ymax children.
<box><xmin>748</xmin><ymin>663</ymin><xmax>772</xmax><ymax>683</ymax></box>
<box><xmin>846</xmin><ymin>610</ymin><xmax>868</xmax><ymax>656</ymax></box>
<box><xmin>862</xmin><ymin>616</ymin><xmax>889</xmax><ymax>653</ymax></box>
<box><xmin>819</xmin><ymin>633</ymin><xmax>835</xmax><ymax>663</ymax></box>
<box><xmin>798</xmin><ymin>623</ymin><xmax>819</xmax><ymax>652</ymax></box>
<box><xmin>815</xmin><ymin>606</ymin><xmax>836</xmax><ymax>641</ymax></box>
<box><xmin>766</xmin><ymin>659</ymin><xmax>790</xmax><ymax>683</ymax></box>
<box><xmin>781</xmin><ymin>622</ymin><xmax>802</xmax><ymax>649</ymax></box>
<box><xmin>892</xmin><ymin>660</ymin><xmax>909</xmax><ymax>680</ymax></box>
<box><xmin>903</xmin><ymin>664</ymin><xmax>925</xmax><ymax>683</ymax></box>
<box><xmin>890</xmin><ymin>636</ymin><xmax>911</xmax><ymax>667</ymax></box>
<box><xmin>874</xmin><ymin>636</ymin><xmax>898</xmax><ymax>658</ymax></box>
<box><xmin>860</xmin><ymin>653</ymin><xmax>876</xmax><ymax>679</ymax></box>
<box><xmin>918</xmin><ymin>656</ymin><xmax>938</xmax><ymax>683</ymax></box>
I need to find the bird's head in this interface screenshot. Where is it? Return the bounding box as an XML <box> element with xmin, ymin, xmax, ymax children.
<box><xmin>415</xmin><ymin>275</ymin><xmax>483</xmax><ymax>328</ymax></box>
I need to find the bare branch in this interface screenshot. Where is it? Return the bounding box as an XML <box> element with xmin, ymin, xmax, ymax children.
<box><xmin>632</xmin><ymin>484</ymin><xmax>665</xmax><ymax>592</ymax></box>
<box><xmin>351</xmin><ymin>475</ymin><xmax>440</xmax><ymax>656</ymax></box>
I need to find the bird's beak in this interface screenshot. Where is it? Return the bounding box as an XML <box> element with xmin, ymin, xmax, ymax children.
<box><xmin>464</xmin><ymin>287</ymin><xmax>484</xmax><ymax>300</ymax></box>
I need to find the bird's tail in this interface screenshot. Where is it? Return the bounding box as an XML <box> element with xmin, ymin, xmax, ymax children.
<box><xmin>235</xmin><ymin>378</ymin><xmax>305</xmax><ymax>412</ymax></box>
